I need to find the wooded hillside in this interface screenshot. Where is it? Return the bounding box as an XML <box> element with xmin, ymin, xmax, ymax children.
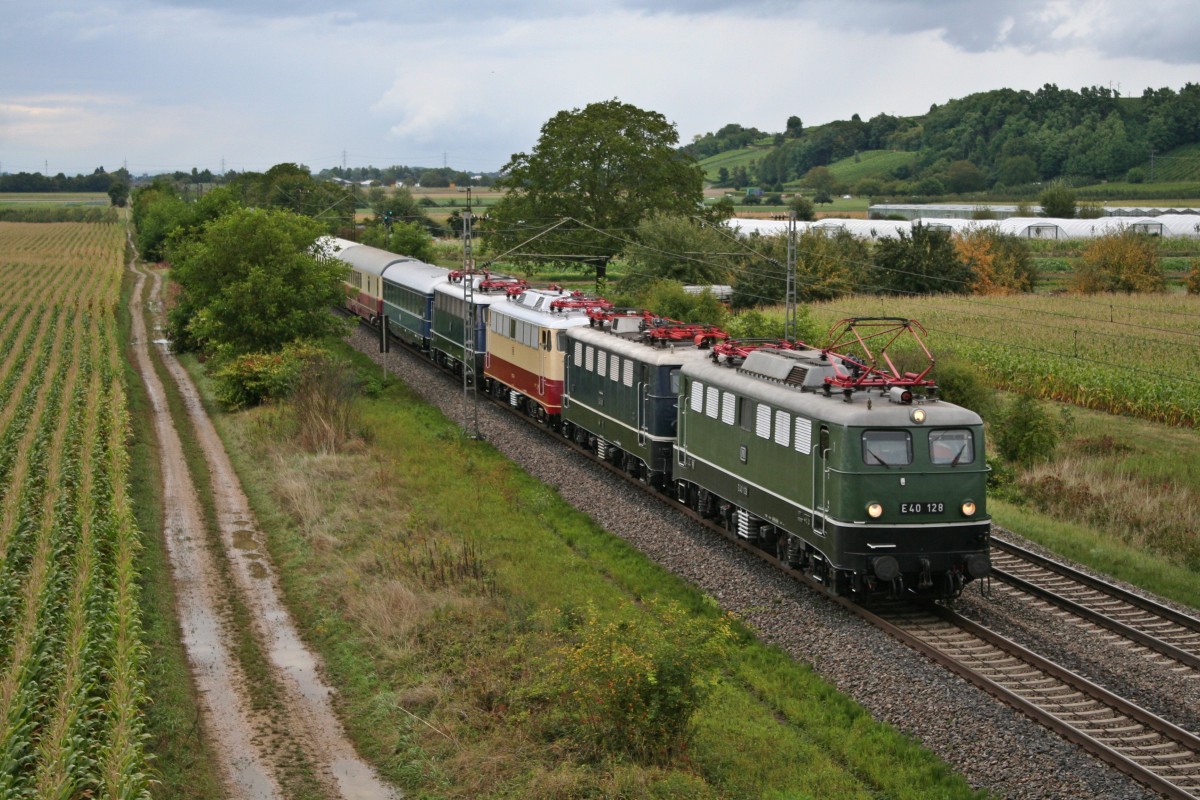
<box><xmin>688</xmin><ymin>83</ymin><xmax>1200</xmax><ymax>195</ymax></box>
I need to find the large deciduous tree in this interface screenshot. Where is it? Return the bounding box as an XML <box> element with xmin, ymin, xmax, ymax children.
<box><xmin>484</xmin><ymin>99</ymin><xmax>703</xmax><ymax>273</ymax></box>
<box><xmin>167</xmin><ymin>207</ymin><xmax>349</xmax><ymax>358</ymax></box>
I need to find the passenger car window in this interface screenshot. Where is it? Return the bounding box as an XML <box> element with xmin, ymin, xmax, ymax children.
<box><xmin>930</xmin><ymin>429</ymin><xmax>974</xmax><ymax>465</ymax></box>
<box><xmin>862</xmin><ymin>430</ymin><xmax>912</xmax><ymax>466</ymax></box>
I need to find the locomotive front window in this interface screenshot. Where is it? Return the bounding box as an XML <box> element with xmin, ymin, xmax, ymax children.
<box><xmin>930</xmin><ymin>429</ymin><xmax>974</xmax><ymax>465</ymax></box>
<box><xmin>862</xmin><ymin>430</ymin><xmax>912</xmax><ymax>466</ymax></box>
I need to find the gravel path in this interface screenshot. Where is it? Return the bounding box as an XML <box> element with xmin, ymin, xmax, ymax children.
<box><xmin>130</xmin><ymin>252</ymin><xmax>399</xmax><ymax>800</ymax></box>
<box><xmin>351</xmin><ymin>327</ymin><xmax>1169</xmax><ymax>800</ymax></box>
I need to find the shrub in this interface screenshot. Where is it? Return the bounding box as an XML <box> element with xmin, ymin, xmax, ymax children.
<box><xmin>534</xmin><ymin>601</ymin><xmax>733</xmax><ymax>765</ymax></box>
<box><xmin>1187</xmin><ymin>258</ymin><xmax>1200</xmax><ymax>295</ymax></box>
<box><xmin>212</xmin><ymin>341</ymin><xmax>327</xmax><ymax>410</ymax></box>
<box><xmin>1071</xmin><ymin>231</ymin><xmax>1164</xmax><ymax>293</ymax></box>
<box><xmin>953</xmin><ymin>228</ymin><xmax>1036</xmax><ymax>294</ymax></box>
<box><xmin>992</xmin><ymin>393</ymin><xmax>1059</xmax><ymax>466</ymax></box>
<box><xmin>1039</xmin><ymin>182</ymin><xmax>1076</xmax><ymax>218</ymax></box>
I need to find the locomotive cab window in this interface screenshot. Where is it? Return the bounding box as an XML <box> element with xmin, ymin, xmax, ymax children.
<box><xmin>862</xmin><ymin>430</ymin><xmax>912</xmax><ymax>466</ymax></box>
<box><xmin>930</xmin><ymin>429</ymin><xmax>974</xmax><ymax>466</ymax></box>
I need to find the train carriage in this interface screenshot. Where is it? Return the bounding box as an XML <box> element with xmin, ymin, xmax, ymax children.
<box><xmin>484</xmin><ymin>288</ymin><xmax>599</xmax><ymax>424</ymax></box>
<box><xmin>675</xmin><ymin>343</ymin><xmax>991</xmax><ymax>600</ymax></box>
<box><xmin>380</xmin><ymin>259</ymin><xmax>450</xmax><ymax>350</ymax></box>
<box><xmin>431</xmin><ymin>273</ymin><xmax>524</xmax><ymax>376</ymax></box>
<box><xmin>330</xmin><ymin>238</ymin><xmax>387</xmax><ymax>324</ymax></box>
<box><xmin>333</xmin><ymin>239</ymin><xmax>449</xmax><ymax>351</ymax></box>
<box><xmin>563</xmin><ymin>314</ymin><xmax>721</xmax><ymax>487</ymax></box>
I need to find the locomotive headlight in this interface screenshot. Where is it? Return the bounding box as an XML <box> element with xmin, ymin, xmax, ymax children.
<box><xmin>961</xmin><ymin>500</ymin><xmax>977</xmax><ymax>516</ymax></box>
<box><xmin>910</xmin><ymin>407</ymin><xmax>926</xmax><ymax>424</ymax></box>
<box><xmin>867</xmin><ymin>502</ymin><xmax>884</xmax><ymax>519</ymax></box>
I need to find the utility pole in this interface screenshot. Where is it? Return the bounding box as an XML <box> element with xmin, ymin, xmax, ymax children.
<box><xmin>461</xmin><ymin>188</ymin><xmax>481</xmax><ymax>439</ymax></box>
<box><xmin>784</xmin><ymin>210</ymin><xmax>798</xmax><ymax>343</ymax></box>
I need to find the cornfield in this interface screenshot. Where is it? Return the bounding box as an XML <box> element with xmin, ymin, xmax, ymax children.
<box><xmin>807</xmin><ymin>292</ymin><xmax>1200</xmax><ymax>427</ymax></box>
<box><xmin>0</xmin><ymin>222</ymin><xmax>150</xmax><ymax>797</ymax></box>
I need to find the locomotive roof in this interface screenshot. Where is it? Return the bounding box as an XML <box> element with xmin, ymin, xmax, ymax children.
<box><xmin>434</xmin><ymin>277</ymin><xmax>508</xmax><ymax>305</ymax></box>
<box><xmin>490</xmin><ymin>289</ymin><xmax>596</xmax><ymax>329</ymax></box>
<box><xmin>567</xmin><ymin>323</ymin><xmax>719</xmax><ymax>367</ymax></box>
<box><xmin>682</xmin><ymin>352</ymin><xmax>983</xmax><ymax>427</ymax></box>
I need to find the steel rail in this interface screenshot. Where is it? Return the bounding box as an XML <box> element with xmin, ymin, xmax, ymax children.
<box><xmin>861</xmin><ymin>602</ymin><xmax>1200</xmax><ymax>800</ymax></box>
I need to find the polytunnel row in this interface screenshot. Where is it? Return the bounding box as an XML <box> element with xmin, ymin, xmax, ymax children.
<box><xmin>730</xmin><ymin>214</ymin><xmax>1200</xmax><ymax>241</ymax></box>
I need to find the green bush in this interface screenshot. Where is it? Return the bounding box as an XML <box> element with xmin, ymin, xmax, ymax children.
<box><xmin>212</xmin><ymin>341</ymin><xmax>327</xmax><ymax>410</ymax></box>
<box><xmin>534</xmin><ymin>601</ymin><xmax>733</xmax><ymax>765</ymax></box>
<box><xmin>993</xmin><ymin>393</ymin><xmax>1059</xmax><ymax>466</ymax></box>
<box><xmin>932</xmin><ymin>357</ymin><xmax>994</xmax><ymax>418</ymax></box>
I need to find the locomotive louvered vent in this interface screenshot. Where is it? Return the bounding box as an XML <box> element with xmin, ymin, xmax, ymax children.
<box><xmin>739</xmin><ymin>349</ymin><xmax>832</xmax><ymax>389</ymax></box>
<box><xmin>785</xmin><ymin>366</ymin><xmax>809</xmax><ymax>386</ymax></box>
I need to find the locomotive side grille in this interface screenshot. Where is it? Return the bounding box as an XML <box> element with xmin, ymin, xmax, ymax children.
<box><xmin>735</xmin><ymin>509</ymin><xmax>762</xmax><ymax>540</ymax></box>
<box><xmin>785</xmin><ymin>366</ymin><xmax>809</xmax><ymax>387</ymax></box>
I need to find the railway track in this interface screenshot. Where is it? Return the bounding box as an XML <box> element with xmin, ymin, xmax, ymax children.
<box><xmin>863</xmin><ymin>601</ymin><xmax>1200</xmax><ymax>800</ymax></box>
<box><xmin>540</xmin><ymin>415</ymin><xmax>1200</xmax><ymax>797</ymax></box>
<box><xmin>350</xmin><ymin>319</ymin><xmax>1200</xmax><ymax>798</ymax></box>
<box><xmin>990</xmin><ymin>536</ymin><xmax>1200</xmax><ymax>672</ymax></box>
<box><xmin>549</xmin><ymin>433</ymin><xmax>1200</xmax><ymax>798</ymax></box>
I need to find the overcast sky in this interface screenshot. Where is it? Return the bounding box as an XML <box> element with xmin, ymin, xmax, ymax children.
<box><xmin>3</xmin><ymin>0</ymin><xmax>1199</xmax><ymax>177</ymax></box>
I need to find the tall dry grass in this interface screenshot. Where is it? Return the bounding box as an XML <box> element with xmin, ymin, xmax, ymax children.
<box><xmin>291</xmin><ymin>357</ymin><xmax>359</xmax><ymax>453</ymax></box>
<box><xmin>1020</xmin><ymin>455</ymin><xmax>1200</xmax><ymax>568</ymax></box>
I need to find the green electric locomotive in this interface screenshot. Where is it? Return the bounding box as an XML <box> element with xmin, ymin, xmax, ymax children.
<box><xmin>674</xmin><ymin>319</ymin><xmax>991</xmax><ymax>600</ymax></box>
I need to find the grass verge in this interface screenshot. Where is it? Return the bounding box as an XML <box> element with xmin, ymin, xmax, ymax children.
<box><xmin>200</xmin><ymin>338</ymin><xmax>989</xmax><ymax>799</ymax></box>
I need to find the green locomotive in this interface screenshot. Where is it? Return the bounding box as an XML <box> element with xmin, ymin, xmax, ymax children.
<box><xmin>674</xmin><ymin>319</ymin><xmax>991</xmax><ymax>600</ymax></box>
